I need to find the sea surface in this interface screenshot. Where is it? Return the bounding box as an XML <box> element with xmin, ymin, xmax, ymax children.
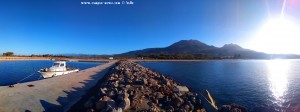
<box><xmin>0</xmin><ymin>60</ymin><xmax>103</xmax><ymax>86</ymax></box>
<box><xmin>140</xmin><ymin>59</ymin><xmax>300</xmax><ymax>112</ymax></box>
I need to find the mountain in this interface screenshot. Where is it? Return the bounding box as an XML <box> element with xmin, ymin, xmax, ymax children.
<box><xmin>201</xmin><ymin>43</ymin><xmax>269</xmax><ymax>58</ymax></box>
<box><xmin>120</xmin><ymin>39</ymin><xmax>271</xmax><ymax>59</ymax></box>
<box><xmin>124</xmin><ymin>40</ymin><xmax>216</xmax><ymax>54</ymax></box>
<box><xmin>164</xmin><ymin>40</ymin><xmax>217</xmax><ymax>53</ymax></box>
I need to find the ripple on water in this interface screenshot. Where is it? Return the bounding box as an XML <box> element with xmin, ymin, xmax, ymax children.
<box><xmin>139</xmin><ymin>59</ymin><xmax>300</xmax><ymax>111</ymax></box>
<box><xmin>0</xmin><ymin>60</ymin><xmax>103</xmax><ymax>86</ymax></box>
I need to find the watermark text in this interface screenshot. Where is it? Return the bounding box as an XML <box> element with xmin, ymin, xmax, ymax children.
<box><xmin>81</xmin><ymin>1</ymin><xmax>134</xmax><ymax>5</ymax></box>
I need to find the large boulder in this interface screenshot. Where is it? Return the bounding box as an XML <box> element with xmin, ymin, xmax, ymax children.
<box><xmin>219</xmin><ymin>104</ymin><xmax>247</xmax><ymax>112</ymax></box>
<box><xmin>96</xmin><ymin>96</ymin><xmax>111</xmax><ymax>110</ymax></box>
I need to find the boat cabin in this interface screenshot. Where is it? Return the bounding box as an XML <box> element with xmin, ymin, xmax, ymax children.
<box><xmin>53</xmin><ymin>61</ymin><xmax>66</xmax><ymax>67</ymax></box>
<box><xmin>49</xmin><ymin>61</ymin><xmax>67</xmax><ymax>71</ymax></box>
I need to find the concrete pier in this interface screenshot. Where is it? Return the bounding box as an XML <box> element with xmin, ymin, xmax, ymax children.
<box><xmin>0</xmin><ymin>61</ymin><xmax>117</xmax><ymax>112</ymax></box>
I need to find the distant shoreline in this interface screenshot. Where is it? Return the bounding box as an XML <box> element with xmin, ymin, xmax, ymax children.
<box><xmin>0</xmin><ymin>56</ymin><xmax>295</xmax><ymax>62</ymax></box>
<box><xmin>0</xmin><ymin>56</ymin><xmax>212</xmax><ymax>62</ymax></box>
<box><xmin>0</xmin><ymin>56</ymin><xmax>111</xmax><ymax>62</ymax></box>
<box><xmin>131</xmin><ymin>59</ymin><xmax>211</xmax><ymax>62</ymax></box>
<box><xmin>0</xmin><ymin>56</ymin><xmax>50</xmax><ymax>61</ymax></box>
<box><xmin>130</xmin><ymin>59</ymin><xmax>276</xmax><ymax>62</ymax></box>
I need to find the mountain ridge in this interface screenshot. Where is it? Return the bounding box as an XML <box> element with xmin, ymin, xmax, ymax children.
<box><xmin>120</xmin><ymin>39</ymin><xmax>272</xmax><ymax>59</ymax></box>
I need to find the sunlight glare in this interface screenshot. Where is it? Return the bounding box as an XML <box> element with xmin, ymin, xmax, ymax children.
<box><xmin>247</xmin><ymin>18</ymin><xmax>300</xmax><ymax>54</ymax></box>
<box><xmin>267</xmin><ymin>59</ymin><xmax>289</xmax><ymax>106</ymax></box>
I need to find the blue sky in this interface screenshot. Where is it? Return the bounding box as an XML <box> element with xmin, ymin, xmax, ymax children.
<box><xmin>0</xmin><ymin>0</ymin><xmax>299</xmax><ymax>55</ymax></box>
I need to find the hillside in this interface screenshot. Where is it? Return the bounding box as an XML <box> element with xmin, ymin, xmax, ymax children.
<box><xmin>120</xmin><ymin>40</ymin><xmax>270</xmax><ymax>59</ymax></box>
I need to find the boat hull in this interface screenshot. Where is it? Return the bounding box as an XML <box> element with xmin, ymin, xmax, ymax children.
<box><xmin>38</xmin><ymin>69</ymin><xmax>79</xmax><ymax>78</ymax></box>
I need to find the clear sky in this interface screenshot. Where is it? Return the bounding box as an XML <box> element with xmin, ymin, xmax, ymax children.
<box><xmin>0</xmin><ymin>0</ymin><xmax>299</xmax><ymax>55</ymax></box>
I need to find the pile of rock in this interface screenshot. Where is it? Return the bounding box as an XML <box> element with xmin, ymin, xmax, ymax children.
<box><xmin>84</xmin><ymin>61</ymin><xmax>206</xmax><ymax>112</ymax></box>
<box><xmin>83</xmin><ymin>61</ymin><xmax>247</xmax><ymax>112</ymax></box>
<box><xmin>219</xmin><ymin>104</ymin><xmax>247</xmax><ymax>112</ymax></box>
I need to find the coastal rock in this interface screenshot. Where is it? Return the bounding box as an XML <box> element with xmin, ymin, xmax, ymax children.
<box><xmin>142</xmin><ymin>78</ymin><xmax>148</xmax><ymax>85</ymax></box>
<box><xmin>154</xmin><ymin>92</ymin><xmax>164</xmax><ymax>99</ymax></box>
<box><xmin>112</xmin><ymin>81</ymin><xmax>119</xmax><ymax>88</ymax></box>
<box><xmin>84</xmin><ymin>100</ymin><xmax>94</xmax><ymax>109</ymax></box>
<box><xmin>112</xmin><ymin>108</ymin><xmax>123</xmax><ymax>112</ymax></box>
<box><xmin>107</xmin><ymin>99</ymin><xmax>116</xmax><ymax>108</ymax></box>
<box><xmin>83</xmin><ymin>61</ymin><xmax>245</xmax><ymax>112</ymax></box>
<box><xmin>196</xmin><ymin>108</ymin><xmax>206</xmax><ymax>112</ymax></box>
<box><xmin>96</xmin><ymin>96</ymin><xmax>111</xmax><ymax>110</ymax></box>
<box><xmin>173</xmin><ymin>86</ymin><xmax>189</xmax><ymax>93</ymax></box>
<box><xmin>132</xmin><ymin>98</ymin><xmax>151</xmax><ymax>111</ymax></box>
<box><xmin>124</xmin><ymin>93</ymin><xmax>131</xmax><ymax>110</ymax></box>
<box><xmin>86</xmin><ymin>109</ymin><xmax>96</xmax><ymax>112</ymax></box>
<box><xmin>106</xmin><ymin>90</ymin><xmax>116</xmax><ymax>98</ymax></box>
<box><xmin>173</xmin><ymin>96</ymin><xmax>184</xmax><ymax>107</ymax></box>
<box><xmin>99</xmin><ymin>87</ymin><xmax>107</xmax><ymax>96</ymax></box>
<box><xmin>219</xmin><ymin>104</ymin><xmax>247</xmax><ymax>112</ymax></box>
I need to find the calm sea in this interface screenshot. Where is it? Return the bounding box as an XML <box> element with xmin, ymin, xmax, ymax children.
<box><xmin>0</xmin><ymin>60</ymin><xmax>103</xmax><ymax>86</ymax></box>
<box><xmin>140</xmin><ymin>59</ymin><xmax>300</xmax><ymax>112</ymax></box>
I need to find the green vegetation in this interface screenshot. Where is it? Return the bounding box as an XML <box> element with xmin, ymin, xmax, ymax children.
<box><xmin>30</xmin><ymin>54</ymin><xmax>74</xmax><ymax>58</ymax></box>
<box><xmin>3</xmin><ymin>52</ymin><xmax>14</xmax><ymax>56</ymax></box>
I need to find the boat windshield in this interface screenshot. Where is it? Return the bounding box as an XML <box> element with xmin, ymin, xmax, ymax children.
<box><xmin>53</xmin><ymin>63</ymin><xmax>60</xmax><ymax>67</ymax></box>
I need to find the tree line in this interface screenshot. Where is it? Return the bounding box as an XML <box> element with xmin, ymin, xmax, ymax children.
<box><xmin>116</xmin><ymin>53</ymin><xmax>243</xmax><ymax>60</ymax></box>
<box><xmin>1</xmin><ymin>52</ymin><xmax>73</xmax><ymax>58</ymax></box>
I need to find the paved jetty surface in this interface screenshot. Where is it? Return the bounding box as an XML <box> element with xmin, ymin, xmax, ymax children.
<box><xmin>0</xmin><ymin>61</ymin><xmax>116</xmax><ymax>112</ymax></box>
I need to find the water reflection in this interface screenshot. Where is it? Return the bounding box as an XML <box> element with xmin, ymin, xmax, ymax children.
<box><xmin>267</xmin><ymin>60</ymin><xmax>289</xmax><ymax>106</ymax></box>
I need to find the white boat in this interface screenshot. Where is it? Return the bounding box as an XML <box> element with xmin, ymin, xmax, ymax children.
<box><xmin>38</xmin><ymin>61</ymin><xmax>79</xmax><ymax>78</ymax></box>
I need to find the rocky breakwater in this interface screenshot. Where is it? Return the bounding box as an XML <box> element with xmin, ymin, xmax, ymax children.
<box><xmin>83</xmin><ymin>61</ymin><xmax>246</xmax><ymax>112</ymax></box>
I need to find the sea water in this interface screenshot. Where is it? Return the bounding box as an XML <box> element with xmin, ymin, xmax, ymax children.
<box><xmin>0</xmin><ymin>60</ymin><xmax>103</xmax><ymax>86</ymax></box>
<box><xmin>140</xmin><ymin>59</ymin><xmax>300</xmax><ymax>111</ymax></box>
